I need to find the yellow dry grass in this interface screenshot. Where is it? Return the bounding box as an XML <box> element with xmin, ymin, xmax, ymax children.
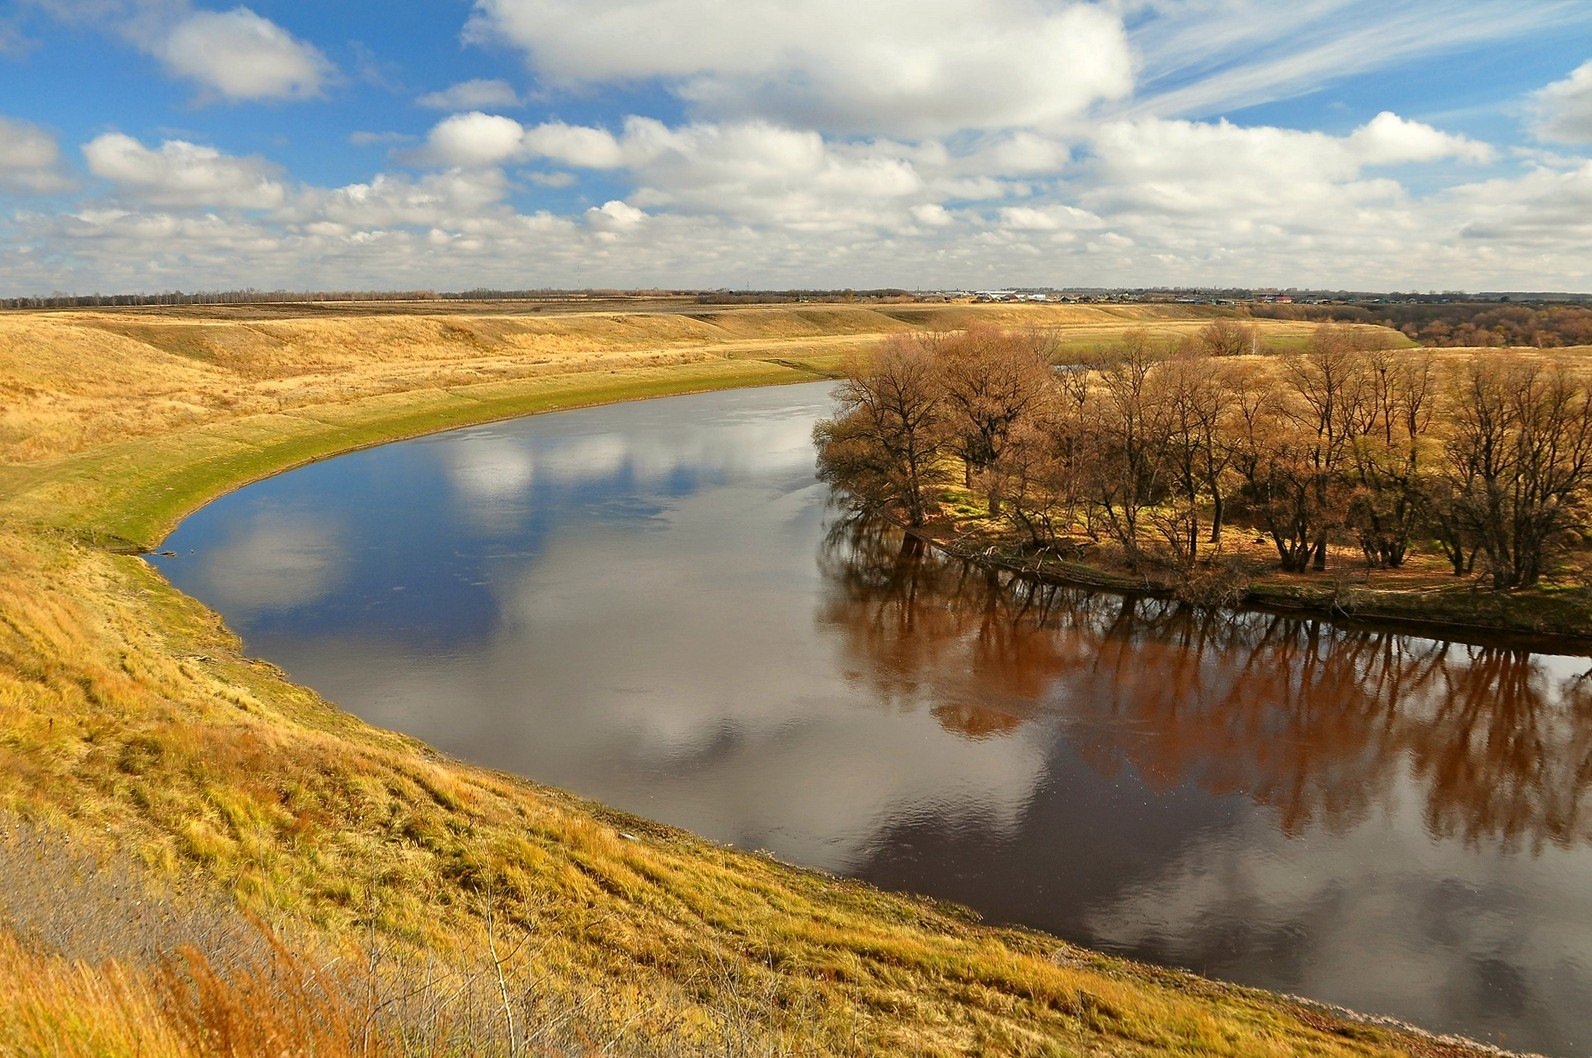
<box><xmin>0</xmin><ymin>302</ymin><xmax>1317</xmax><ymax>467</ymax></box>
<box><xmin>0</xmin><ymin>300</ymin><xmax>1495</xmax><ymax>1056</ymax></box>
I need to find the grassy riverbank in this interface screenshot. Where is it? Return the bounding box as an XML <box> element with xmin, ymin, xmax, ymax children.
<box><xmin>912</xmin><ymin>492</ymin><xmax>1592</xmax><ymax>651</ymax></box>
<box><xmin>0</xmin><ymin>300</ymin><xmax>1519</xmax><ymax>1056</ymax></box>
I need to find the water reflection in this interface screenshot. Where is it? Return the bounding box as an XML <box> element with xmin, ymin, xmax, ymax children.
<box><xmin>154</xmin><ymin>383</ymin><xmax>1592</xmax><ymax>1056</ymax></box>
<box><xmin>178</xmin><ymin>509</ymin><xmax>347</xmax><ymax>612</ymax></box>
<box><xmin>820</xmin><ymin>514</ymin><xmax>1592</xmax><ymax>853</ymax></box>
<box><xmin>819</xmin><ymin>515</ymin><xmax>1592</xmax><ymax>1055</ymax></box>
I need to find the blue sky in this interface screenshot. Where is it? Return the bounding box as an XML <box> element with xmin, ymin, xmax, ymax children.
<box><xmin>2</xmin><ymin>0</ymin><xmax>1590</xmax><ymax>295</ymax></box>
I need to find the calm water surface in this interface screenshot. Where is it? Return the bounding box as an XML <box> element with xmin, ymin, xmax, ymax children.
<box><xmin>154</xmin><ymin>382</ymin><xmax>1592</xmax><ymax>1056</ymax></box>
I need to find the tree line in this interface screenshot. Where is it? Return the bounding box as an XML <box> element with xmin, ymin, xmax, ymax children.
<box><xmin>816</xmin><ymin>324</ymin><xmax>1592</xmax><ymax>590</ymax></box>
<box><xmin>1252</xmin><ymin>301</ymin><xmax>1592</xmax><ymax>349</ymax></box>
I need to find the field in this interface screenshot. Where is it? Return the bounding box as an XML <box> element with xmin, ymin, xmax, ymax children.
<box><xmin>0</xmin><ymin>299</ymin><xmax>1518</xmax><ymax>1056</ymax></box>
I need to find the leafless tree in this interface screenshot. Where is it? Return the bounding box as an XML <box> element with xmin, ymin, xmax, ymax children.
<box><xmin>1440</xmin><ymin>357</ymin><xmax>1592</xmax><ymax>588</ymax></box>
<box><xmin>815</xmin><ymin>337</ymin><xmax>949</xmax><ymax>526</ymax></box>
<box><xmin>1346</xmin><ymin>349</ymin><xmax>1435</xmax><ymax>567</ymax></box>
<box><xmin>934</xmin><ymin>327</ymin><xmax>1056</xmax><ymax>515</ymax></box>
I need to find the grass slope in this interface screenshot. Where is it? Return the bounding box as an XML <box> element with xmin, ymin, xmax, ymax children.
<box><xmin>0</xmin><ymin>301</ymin><xmax>1504</xmax><ymax>1056</ymax></box>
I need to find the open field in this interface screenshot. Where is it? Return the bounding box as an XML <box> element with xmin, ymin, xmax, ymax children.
<box><xmin>0</xmin><ymin>300</ymin><xmax>1523</xmax><ymax>1055</ymax></box>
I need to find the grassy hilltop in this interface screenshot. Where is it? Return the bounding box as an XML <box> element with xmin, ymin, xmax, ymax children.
<box><xmin>0</xmin><ymin>300</ymin><xmax>1513</xmax><ymax>1056</ymax></box>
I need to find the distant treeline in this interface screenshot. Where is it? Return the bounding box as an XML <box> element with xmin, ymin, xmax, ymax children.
<box><xmin>1252</xmin><ymin>301</ymin><xmax>1592</xmax><ymax>348</ymax></box>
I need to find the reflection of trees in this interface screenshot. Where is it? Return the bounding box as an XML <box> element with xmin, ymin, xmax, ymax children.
<box><xmin>816</xmin><ymin>513</ymin><xmax>1592</xmax><ymax>851</ymax></box>
<box><xmin>816</xmin><ymin>515</ymin><xmax>1100</xmax><ymax>736</ymax></box>
<box><xmin>1405</xmin><ymin>650</ymin><xmax>1592</xmax><ymax>850</ymax></box>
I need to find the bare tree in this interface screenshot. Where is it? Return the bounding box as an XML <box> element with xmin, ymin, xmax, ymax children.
<box><xmin>1083</xmin><ymin>331</ymin><xmax>1169</xmax><ymax>565</ymax></box>
<box><xmin>1276</xmin><ymin>326</ymin><xmax>1377</xmax><ymax>570</ymax></box>
<box><xmin>1441</xmin><ymin>357</ymin><xmax>1592</xmax><ymax>588</ymax></box>
<box><xmin>935</xmin><ymin>327</ymin><xmax>1056</xmax><ymax>515</ymax></box>
<box><xmin>1146</xmin><ymin>351</ymin><xmax>1241</xmax><ymax>565</ymax></box>
<box><xmin>1346</xmin><ymin>350</ymin><xmax>1436</xmax><ymax>567</ymax></box>
<box><xmin>1195</xmin><ymin>317</ymin><xmax>1260</xmax><ymax>358</ymax></box>
<box><xmin>815</xmin><ymin>337</ymin><xmax>949</xmax><ymax>527</ymax></box>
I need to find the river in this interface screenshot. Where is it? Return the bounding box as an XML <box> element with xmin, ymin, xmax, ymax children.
<box><xmin>152</xmin><ymin>380</ymin><xmax>1592</xmax><ymax>1056</ymax></box>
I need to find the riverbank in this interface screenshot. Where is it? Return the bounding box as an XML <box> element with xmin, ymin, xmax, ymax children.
<box><xmin>0</xmin><ymin>301</ymin><xmax>1530</xmax><ymax>1056</ymax></box>
<box><xmin>902</xmin><ymin>503</ymin><xmax>1592</xmax><ymax>654</ymax></box>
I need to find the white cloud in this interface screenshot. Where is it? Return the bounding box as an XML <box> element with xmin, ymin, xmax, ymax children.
<box><xmin>82</xmin><ymin>132</ymin><xmax>285</xmax><ymax>208</ymax></box>
<box><xmin>418</xmin><ymin>111</ymin><xmax>527</xmax><ymax>167</ymax></box>
<box><xmin>1083</xmin><ymin>112</ymin><xmax>1489</xmax><ymax>221</ymax></box>
<box><xmin>291</xmin><ymin>168</ymin><xmax>515</xmax><ymax>228</ymax></box>
<box><xmin>586</xmin><ymin>199</ymin><xmax>647</xmax><ymax>232</ymax></box>
<box><xmin>465</xmin><ymin>0</ymin><xmax>1132</xmax><ymax>137</ymax></box>
<box><xmin>996</xmin><ymin>203</ymin><xmax>1101</xmax><ymax>233</ymax></box>
<box><xmin>615</xmin><ymin>120</ymin><xmax>927</xmax><ymax>231</ymax></box>
<box><xmin>0</xmin><ymin>115</ymin><xmax>72</xmax><ymax>193</ymax></box>
<box><xmin>520</xmin><ymin>120</ymin><xmax>627</xmax><ymax>169</ymax></box>
<box><xmin>1087</xmin><ymin>118</ymin><xmax>1361</xmax><ymax>211</ymax></box>
<box><xmin>968</xmin><ymin>131</ymin><xmax>1070</xmax><ymax>175</ymax></box>
<box><xmin>157</xmin><ymin>7</ymin><xmax>332</xmax><ymax>101</ymax></box>
<box><xmin>1534</xmin><ymin>60</ymin><xmax>1592</xmax><ymax>145</ymax></box>
<box><xmin>1347</xmin><ymin>111</ymin><xmax>1493</xmax><ymax>166</ymax></box>
<box><xmin>1452</xmin><ymin>161</ymin><xmax>1592</xmax><ymax>245</ymax></box>
<box><xmin>26</xmin><ymin>2</ymin><xmax>334</xmax><ymax>102</ymax></box>
<box><xmin>416</xmin><ymin>78</ymin><xmax>522</xmax><ymax>110</ymax></box>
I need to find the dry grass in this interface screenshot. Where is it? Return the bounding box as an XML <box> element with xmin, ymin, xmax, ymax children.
<box><xmin>0</xmin><ymin>300</ymin><xmax>1515</xmax><ymax>1056</ymax></box>
<box><xmin>0</xmin><ymin>302</ymin><xmax>1316</xmax><ymax>468</ymax></box>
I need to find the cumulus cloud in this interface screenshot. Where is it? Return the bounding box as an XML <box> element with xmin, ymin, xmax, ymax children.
<box><xmin>464</xmin><ymin>0</ymin><xmax>1132</xmax><ymax>137</ymax></box>
<box><xmin>607</xmin><ymin>119</ymin><xmax>928</xmax><ymax>230</ymax></box>
<box><xmin>586</xmin><ymin>199</ymin><xmax>647</xmax><ymax>233</ymax></box>
<box><xmin>1347</xmin><ymin>111</ymin><xmax>1493</xmax><ymax>166</ymax></box>
<box><xmin>1453</xmin><ymin>161</ymin><xmax>1592</xmax><ymax>245</ymax></box>
<box><xmin>26</xmin><ymin>1</ymin><xmax>332</xmax><ymax>102</ymax></box>
<box><xmin>1534</xmin><ymin>60</ymin><xmax>1592</xmax><ymax>145</ymax></box>
<box><xmin>520</xmin><ymin>121</ymin><xmax>627</xmax><ymax>169</ymax></box>
<box><xmin>968</xmin><ymin>131</ymin><xmax>1071</xmax><ymax>176</ymax></box>
<box><xmin>416</xmin><ymin>78</ymin><xmax>522</xmax><ymax>110</ymax></box>
<box><xmin>1083</xmin><ymin>112</ymin><xmax>1490</xmax><ymax>221</ymax></box>
<box><xmin>82</xmin><ymin>132</ymin><xmax>285</xmax><ymax>208</ymax></box>
<box><xmin>289</xmin><ymin>168</ymin><xmax>515</xmax><ymax>229</ymax></box>
<box><xmin>0</xmin><ymin>115</ymin><xmax>72</xmax><ymax>193</ymax></box>
<box><xmin>417</xmin><ymin>111</ymin><xmax>527</xmax><ymax>167</ymax></box>
<box><xmin>996</xmin><ymin>203</ymin><xmax>1101</xmax><ymax>233</ymax></box>
<box><xmin>156</xmin><ymin>7</ymin><xmax>332</xmax><ymax>100</ymax></box>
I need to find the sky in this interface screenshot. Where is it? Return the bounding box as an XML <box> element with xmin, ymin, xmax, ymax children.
<box><xmin>1</xmin><ymin>0</ymin><xmax>1590</xmax><ymax>295</ymax></box>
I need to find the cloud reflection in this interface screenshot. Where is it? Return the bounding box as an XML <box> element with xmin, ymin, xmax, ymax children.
<box><xmin>439</xmin><ymin>398</ymin><xmax>824</xmax><ymax>533</ymax></box>
<box><xmin>179</xmin><ymin>508</ymin><xmax>346</xmax><ymax>615</ymax></box>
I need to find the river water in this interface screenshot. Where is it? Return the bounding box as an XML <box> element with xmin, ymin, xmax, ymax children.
<box><xmin>152</xmin><ymin>381</ymin><xmax>1592</xmax><ymax>1056</ymax></box>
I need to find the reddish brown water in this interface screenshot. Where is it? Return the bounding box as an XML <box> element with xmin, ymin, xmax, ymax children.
<box><xmin>154</xmin><ymin>382</ymin><xmax>1592</xmax><ymax>1056</ymax></box>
